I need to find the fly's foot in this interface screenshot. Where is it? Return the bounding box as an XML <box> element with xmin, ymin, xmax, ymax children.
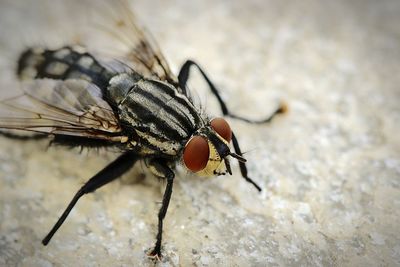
<box><xmin>147</xmin><ymin>247</ymin><xmax>162</xmax><ymax>261</ymax></box>
<box><xmin>277</xmin><ymin>100</ymin><xmax>289</xmax><ymax>114</ymax></box>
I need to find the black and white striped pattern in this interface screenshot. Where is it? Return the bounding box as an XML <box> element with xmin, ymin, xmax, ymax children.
<box><xmin>109</xmin><ymin>74</ymin><xmax>204</xmax><ymax>156</ymax></box>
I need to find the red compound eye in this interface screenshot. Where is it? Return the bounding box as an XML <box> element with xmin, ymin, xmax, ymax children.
<box><xmin>210</xmin><ymin>117</ymin><xmax>232</xmax><ymax>142</ymax></box>
<box><xmin>183</xmin><ymin>136</ymin><xmax>209</xmax><ymax>172</ymax></box>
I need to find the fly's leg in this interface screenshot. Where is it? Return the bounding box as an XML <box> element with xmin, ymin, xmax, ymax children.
<box><xmin>231</xmin><ymin>132</ymin><xmax>261</xmax><ymax>192</ymax></box>
<box><xmin>0</xmin><ymin>131</ymin><xmax>46</xmax><ymax>140</ymax></box>
<box><xmin>42</xmin><ymin>152</ymin><xmax>138</xmax><ymax>245</ymax></box>
<box><xmin>146</xmin><ymin>159</ymin><xmax>175</xmax><ymax>260</ymax></box>
<box><xmin>177</xmin><ymin>60</ymin><xmax>287</xmax><ymax>123</ymax></box>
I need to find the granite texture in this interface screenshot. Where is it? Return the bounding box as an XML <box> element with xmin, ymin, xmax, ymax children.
<box><xmin>0</xmin><ymin>0</ymin><xmax>399</xmax><ymax>266</ymax></box>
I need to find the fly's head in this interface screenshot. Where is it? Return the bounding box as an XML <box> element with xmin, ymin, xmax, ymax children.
<box><xmin>182</xmin><ymin>117</ymin><xmax>245</xmax><ymax>176</ymax></box>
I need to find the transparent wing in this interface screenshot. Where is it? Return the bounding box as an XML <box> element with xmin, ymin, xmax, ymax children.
<box><xmin>0</xmin><ymin>78</ymin><xmax>125</xmax><ymax>141</ymax></box>
<box><xmin>85</xmin><ymin>0</ymin><xmax>179</xmax><ymax>87</ymax></box>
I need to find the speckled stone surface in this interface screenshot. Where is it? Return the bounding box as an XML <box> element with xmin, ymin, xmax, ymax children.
<box><xmin>0</xmin><ymin>0</ymin><xmax>399</xmax><ymax>266</ymax></box>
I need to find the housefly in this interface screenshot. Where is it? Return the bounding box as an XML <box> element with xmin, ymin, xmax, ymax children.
<box><xmin>0</xmin><ymin>0</ymin><xmax>286</xmax><ymax>259</ymax></box>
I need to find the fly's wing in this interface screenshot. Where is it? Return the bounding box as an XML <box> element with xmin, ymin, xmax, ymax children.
<box><xmin>0</xmin><ymin>78</ymin><xmax>126</xmax><ymax>142</ymax></box>
<box><xmin>85</xmin><ymin>0</ymin><xmax>181</xmax><ymax>90</ymax></box>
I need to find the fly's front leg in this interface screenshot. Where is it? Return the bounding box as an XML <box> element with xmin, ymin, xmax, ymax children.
<box><xmin>146</xmin><ymin>158</ymin><xmax>175</xmax><ymax>260</ymax></box>
<box><xmin>178</xmin><ymin>60</ymin><xmax>286</xmax><ymax>123</ymax></box>
<box><xmin>231</xmin><ymin>132</ymin><xmax>261</xmax><ymax>191</ymax></box>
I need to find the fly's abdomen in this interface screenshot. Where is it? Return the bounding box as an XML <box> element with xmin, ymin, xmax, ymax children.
<box><xmin>17</xmin><ymin>46</ymin><xmax>113</xmax><ymax>89</ymax></box>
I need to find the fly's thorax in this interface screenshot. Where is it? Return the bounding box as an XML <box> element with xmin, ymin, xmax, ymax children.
<box><xmin>108</xmin><ymin>72</ymin><xmax>142</xmax><ymax>106</ymax></box>
<box><xmin>182</xmin><ymin>117</ymin><xmax>238</xmax><ymax>177</ymax></box>
<box><xmin>109</xmin><ymin>75</ymin><xmax>203</xmax><ymax>157</ymax></box>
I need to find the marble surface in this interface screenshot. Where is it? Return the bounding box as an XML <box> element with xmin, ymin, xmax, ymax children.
<box><xmin>0</xmin><ymin>0</ymin><xmax>399</xmax><ymax>266</ymax></box>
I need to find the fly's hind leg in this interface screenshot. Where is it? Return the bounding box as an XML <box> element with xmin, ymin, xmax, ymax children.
<box><xmin>0</xmin><ymin>131</ymin><xmax>47</xmax><ymax>140</ymax></box>
<box><xmin>42</xmin><ymin>152</ymin><xmax>138</xmax><ymax>245</ymax></box>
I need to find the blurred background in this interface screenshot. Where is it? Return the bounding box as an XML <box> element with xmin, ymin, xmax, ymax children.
<box><xmin>0</xmin><ymin>0</ymin><xmax>399</xmax><ymax>266</ymax></box>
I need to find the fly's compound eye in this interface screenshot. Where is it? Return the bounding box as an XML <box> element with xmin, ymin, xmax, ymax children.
<box><xmin>183</xmin><ymin>136</ymin><xmax>210</xmax><ymax>172</ymax></box>
<box><xmin>210</xmin><ymin>117</ymin><xmax>232</xmax><ymax>142</ymax></box>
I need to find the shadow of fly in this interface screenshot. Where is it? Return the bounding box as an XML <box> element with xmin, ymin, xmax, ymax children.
<box><xmin>0</xmin><ymin>1</ymin><xmax>285</xmax><ymax>260</ymax></box>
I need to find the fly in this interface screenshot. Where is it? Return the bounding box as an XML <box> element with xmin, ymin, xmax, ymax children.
<box><xmin>0</xmin><ymin>1</ymin><xmax>286</xmax><ymax>260</ymax></box>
